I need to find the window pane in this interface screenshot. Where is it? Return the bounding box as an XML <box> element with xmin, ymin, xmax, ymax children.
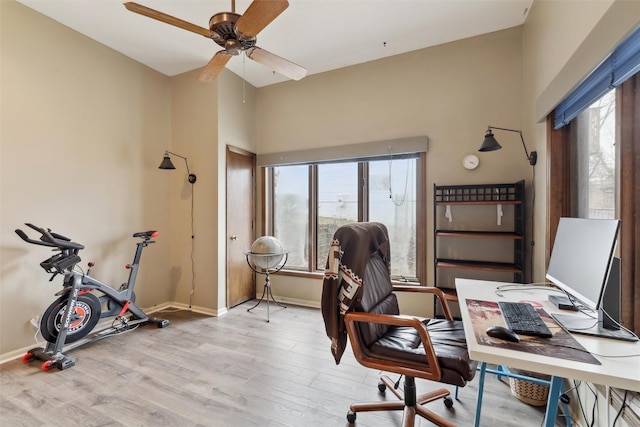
<box><xmin>368</xmin><ymin>159</ymin><xmax>417</xmax><ymax>278</ymax></box>
<box><xmin>574</xmin><ymin>89</ymin><xmax>616</xmax><ymax>219</ymax></box>
<box><xmin>317</xmin><ymin>162</ymin><xmax>358</xmax><ymax>268</ymax></box>
<box><xmin>273</xmin><ymin>165</ymin><xmax>309</xmax><ymax>269</ymax></box>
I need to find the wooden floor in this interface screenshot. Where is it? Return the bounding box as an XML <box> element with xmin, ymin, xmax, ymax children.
<box><xmin>0</xmin><ymin>302</ymin><xmax>556</xmax><ymax>426</ymax></box>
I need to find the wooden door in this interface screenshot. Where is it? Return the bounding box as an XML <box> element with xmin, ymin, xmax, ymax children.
<box><xmin>226</xmin><ymin>146</ymin><xmax>256</xmax><ymax>308</ymax></box>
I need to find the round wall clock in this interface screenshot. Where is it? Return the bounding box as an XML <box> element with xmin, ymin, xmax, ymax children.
<box><xmin>462</xmin><ymin>154</ymin><xmax>480</xmax><ymax>170</ymax></box>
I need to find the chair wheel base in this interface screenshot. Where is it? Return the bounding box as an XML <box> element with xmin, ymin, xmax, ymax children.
<box><xmin>346</xmin><ymin>410</ymin><xmax>356</xmax><ymax>423</ymax></box>
<box><xmin>444</xmin><ymin>396</ymin><xmax>454</xmax><ymax>408</ymax></box>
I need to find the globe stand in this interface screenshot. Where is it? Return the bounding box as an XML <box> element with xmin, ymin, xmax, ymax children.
<box><xmin>245</xmin><ymin>253</ymin><xmax>288</xmax><ymax>323</ymax></box>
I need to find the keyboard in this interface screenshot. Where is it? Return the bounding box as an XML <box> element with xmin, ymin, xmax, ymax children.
<box><xmin>498</xmin><ymin>301</ymin><xmax>553</xmax><ymax>338</ymax></box>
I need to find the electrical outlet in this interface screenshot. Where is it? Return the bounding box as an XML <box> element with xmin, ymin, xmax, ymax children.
<box><xmin>30</xmin><ymin>315</ymin><xmax>40</xmax><ymax>329</ymax></box>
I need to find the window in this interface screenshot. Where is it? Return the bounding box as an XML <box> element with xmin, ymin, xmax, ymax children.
<box><xmin>317</xmin><ymin>162</ymin><xmax>359</xmax><ymax>269</ymax></box>
<box><xmin>570</xmin><ymin>89</ymin><xmax>616</xmax><ymax>219</ymax></box>
<box><xmin>272</xmin><ymin>164</ymin><xmax>309</xmax><ymax>269</ymax></box>
<box><xmin>549</xmin><ymin>25</ymin><xmax>640</xmax><ymax>337</ymax></box>
<box><xmin>549</xmin><ymin>73</ymin><xmax>639</xmax><ymax>337</ymax></box>
<box><xmin>266</xmin><ymin>154</ymin><xmax>424</xmax><ymax>282</ymax></box>
<box><xmin>368</xmin><ymin>159</ymin><xmax>417</xmax><ymax>278</ymax></box>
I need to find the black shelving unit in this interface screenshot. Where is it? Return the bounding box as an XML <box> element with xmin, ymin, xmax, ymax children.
<box><xmin>433</xmin><ymin>181</ymin><xmax>526</xmax><ymax>306</ymax></box>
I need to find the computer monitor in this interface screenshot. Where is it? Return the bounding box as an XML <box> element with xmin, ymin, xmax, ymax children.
<box><xmin>546</xmin><ymin>217</ymin><xmax>636</xmax><ymax>341</ymax></box>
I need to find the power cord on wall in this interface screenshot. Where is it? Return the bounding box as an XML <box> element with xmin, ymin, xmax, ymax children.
<box><xmin>529</xmin><ymin>164</ymin><xmax>535</xmax><ymax>281</ymax></box>
<box><xmin>160</xmin><ymin>151</ymin><xmax>197</xmax><ymax>309</ymax></box>
<box><xmin>189</xmin><ymin>181</ymin><xmax>196</xmax><ymax>309</ymax></box>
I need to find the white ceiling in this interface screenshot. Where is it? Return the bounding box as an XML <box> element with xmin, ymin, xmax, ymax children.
<box><xmin>18</xmin><ymin>0</ymin><xmax>533</xmax><ymax>88</ymax></box>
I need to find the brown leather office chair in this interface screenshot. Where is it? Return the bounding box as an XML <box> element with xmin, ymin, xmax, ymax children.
<box><xmin>321</xmin><ymin>222</ymin><xmax>477</xmax><ymax>426</ymax></box>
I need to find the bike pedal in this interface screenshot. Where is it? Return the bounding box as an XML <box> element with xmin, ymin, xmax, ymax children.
<box><xmin>58</xmin><ymin>357</ymin><xmax>76</xmax><ymax>370</ymax></box>
<box><xmin>149</xmin><ymin>317</ymin><xmax>170</xmax><ymax>328</ymax></box>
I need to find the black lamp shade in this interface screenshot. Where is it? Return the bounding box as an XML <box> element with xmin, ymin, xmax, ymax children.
<box><xmin>479</xmin><ymin>130</ymin><xmax>502</xmax><ymax>152</ymax></box>
<box><xmin>159</xmin><ymin>156</ymin><xmax>176</xmax><ymax>170</ymax></box>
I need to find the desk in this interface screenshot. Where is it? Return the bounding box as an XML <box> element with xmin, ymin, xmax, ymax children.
<box><xmin>456</xmin><ymin>278</ymin><xmax>640</xmax><ymax>426</ymax></box>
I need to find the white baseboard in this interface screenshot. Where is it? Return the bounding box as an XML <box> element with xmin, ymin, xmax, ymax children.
<box><xmin>0</xmin><ymin>302</ymin><xmax>225</xmax><ymax>365</ymax></box>
<box><xmin>267</xmin><ymin>295</ymin><xmax>320</xmax><ymax>309</ymax></box>
<box><xmin>1</xmin><ymin>299</ymin><xmax>318</xmax><ymax>365</ymax></box>
<box><xmin>149</xmin><ymin>301</ymin><xmax>228</xmax><ymax>317</ymax></box>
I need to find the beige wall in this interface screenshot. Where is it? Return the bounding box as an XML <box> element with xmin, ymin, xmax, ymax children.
<box><xmin>257</xmin><ymin>27</ymin><xmax>527</xmax><ymax>316</ymax></box>
<box><xmin>1</xmin><ymin>0</ymin><xmax>638</xmax><ymax>382</ymax></box>
<box><xmin>169</xmin><ymin>69</ymin><xmax>219</xmax><ymax>311</ymax></box>
<box><xmin>217</xmin><ymin>70</ymin><xmax>258</xmax><ymax>311</ymax></box>
<box><xmin>256</xmin><ymin>1</ymin><xmax>640</xmax><ymax>319</ymax></box>
<box><xmin>522</xmin><ymin>0</ymin><xmax>640</xmax><ymax>290</ymax></box>
<box><xmin>0</xmin><ymin>0</ymin><xmax>255</xmax><ymax>358</ymax></box>
<box><xmin>522</xmin><ymin>3</ymin><xmax>639</xmax><ymax>425</ymax></box>
<box><xmin>521</xmin><ymin>0</ymin><xmax>614</xmax><ymax>282</ymax></box>
<box><xmin>0</xmin><ymin>1</ymin><xmax>173</xmax><ymax>355</ymax></box>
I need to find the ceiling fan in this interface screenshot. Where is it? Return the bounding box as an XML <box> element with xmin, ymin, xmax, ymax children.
<box><xmin>124</xmin><ymin>0</ymin><xmax>307</xmax><ymax>82</ymax></box>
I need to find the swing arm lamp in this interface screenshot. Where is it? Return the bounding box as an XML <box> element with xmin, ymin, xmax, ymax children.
<box><xmin>479</xmin><ymin>126</ymin><xmax>537</xmax><ymax>166</ymax></box>
<box><xmin>159</xmin><ymin>151</ymin><xmax>197</xmax><ymax>183</ymax></box>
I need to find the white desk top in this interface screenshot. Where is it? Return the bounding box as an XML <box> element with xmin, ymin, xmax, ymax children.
<box><xmin>455</xmin><ymin>278</ymin><xmax>640</xmax><ymax>392</ymax></box>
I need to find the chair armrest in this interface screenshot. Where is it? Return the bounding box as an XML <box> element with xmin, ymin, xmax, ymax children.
<box><xmin>344</xmin><ymin>311</ymin><xmax>442</xmax><ymax>381</ymax></box>
<box><xmin>392</xmin><ymin>285</ymin><xmax>454</xmax><ymax>321</ymax></box>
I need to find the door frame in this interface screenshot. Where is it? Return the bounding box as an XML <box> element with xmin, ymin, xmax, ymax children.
<box><xmin>226</xmin><ymin>145</ymin><xmax>256</xmax><ymax>308</ymax></box>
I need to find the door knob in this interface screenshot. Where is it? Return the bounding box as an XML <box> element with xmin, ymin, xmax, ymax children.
<box><xmin>230</xmin><ymin>235</ymin><xmax>237</xmax><ymax>241</ymax></box>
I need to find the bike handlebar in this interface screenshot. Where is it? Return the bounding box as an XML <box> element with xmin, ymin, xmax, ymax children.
<box><xmin>15</xmin><ymin>223</ymin><xmax>84</xmax><ymax>250</ymax></box>
<box><xmin>16</xmin><ymin>224</ymin><xmax>158</xmax><ymax>250</ymax></box>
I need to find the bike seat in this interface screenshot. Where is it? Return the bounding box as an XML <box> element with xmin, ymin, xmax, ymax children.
<box><xmin>133</xmin><ymin>230</ymin><xmax>158</xmax><ymax>239</ymax></box>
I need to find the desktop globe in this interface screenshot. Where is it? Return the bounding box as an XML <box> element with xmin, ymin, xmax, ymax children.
<box><xmin>247</xmin><ymin>236</ymin><xmax>286</xmax><ymax>271</ymax></box>
<box><xmin>245</xmin><ymin>236</ymin><xmax>288</xmax><ymax>322</ymax></box>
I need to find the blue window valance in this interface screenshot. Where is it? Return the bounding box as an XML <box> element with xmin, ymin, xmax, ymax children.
<box><xmin>554</xmin><ymin>25</ymin><xmax>640</xmax><ymax>129</ymax></box>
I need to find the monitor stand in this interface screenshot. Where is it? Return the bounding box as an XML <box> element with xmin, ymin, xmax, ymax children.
<box><xmin>552</xmin><ymin>313</ymin><xmax>638</xmax><ymax>341</ymax></box>
<box><xmin>552</xmin><ymin>257</ymin><xmax>638</xmax><ymax>342</ymax></box>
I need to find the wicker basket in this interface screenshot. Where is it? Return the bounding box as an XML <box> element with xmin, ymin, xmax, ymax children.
<box><xmin>508</xmin><ymin>369</ymin><xmax>551</xmax><ymax>406</ymax></box>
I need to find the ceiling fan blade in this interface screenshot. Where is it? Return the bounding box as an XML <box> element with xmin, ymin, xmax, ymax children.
<box><xmin>124</xmin><ymin>2</ymin><xmax>214</xmax><ymax>38</ymax></box>
<box><xmin>235</xmin><ymin>0</ymin><xmax>289</xmax><ymax>39</ymax></box>
<box><xmin>246</xmin><ymin>47</ymin><xmax>307</xmax><ymax>81</ymax></box>
<box><xmin>198</xmin><ymin>51</ymin><xmax>232</xmax><ymax>82</ymax></box>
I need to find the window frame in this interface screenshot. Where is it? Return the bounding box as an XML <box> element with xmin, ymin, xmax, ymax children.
<box><xmin>548</xmin><ymin>72</ymin><xmax>639</xmax><ymax>337</ymax></box>
<box><xmin>262</xmin><ymin>153</ymin><xmax>428</xmax><ymax>285</ymax></box>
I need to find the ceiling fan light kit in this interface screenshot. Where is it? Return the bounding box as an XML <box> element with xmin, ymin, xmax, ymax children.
<box><xmin>124</xmin><ymin>0</ymin><xmax>307</xmax><ymax>82</ymax></box>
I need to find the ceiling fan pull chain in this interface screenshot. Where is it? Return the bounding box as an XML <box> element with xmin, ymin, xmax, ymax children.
<box><xmin>243</xmin><ymin>54</ymin><xmax>246</xmax><ymax>103</ymax></box>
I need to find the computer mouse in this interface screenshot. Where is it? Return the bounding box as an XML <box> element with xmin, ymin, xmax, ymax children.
<box><xmin>486</xmin><ymin>325</ymin><xmax>520</xmax><ymax>342</ymax></box>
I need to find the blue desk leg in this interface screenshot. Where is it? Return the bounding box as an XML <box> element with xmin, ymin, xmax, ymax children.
<box><xmin>543</xmin><ymin>376</ymin><xmax>563</xmax><ymax>427</ymax></box>
<box><xmin>474</xmin><ymin>362</ymin><xmax>487</xmax><ymax>427</ymax></box>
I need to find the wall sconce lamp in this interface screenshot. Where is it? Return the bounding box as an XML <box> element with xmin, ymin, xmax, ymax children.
<box><xmin>159</xmin><ymin>150</ymin><xmax>197</xmax><ymax>308</ymax></box>
<box><xmin>159</xmin><ymin>151</ymin><xmax>197</xmax><ymax>183</ymax></box>
<box><xmin>479</xmin><ymin>126</ymin><xmax>537</xmax><ymax>166</ymax></box>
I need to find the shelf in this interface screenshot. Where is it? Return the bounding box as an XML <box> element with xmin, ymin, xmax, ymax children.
<box><xmin>435</xmin><ymin>200</ymin><xmax>522</xmax><ymax>206</ymax></box>
<box><xmin>436</xmin><ymin>259</ymin><xmax>522</xmax><ymax>274</ymax></box>
<box><xmin>433</xmin><ymin>181</ymin><xmax>526</xmax><ymax>317</ymax></box>
<box><xmin>436</xmin><ymin>230</ymin><xmax>522</xmax><ymax>239</ymax></box>
<box><xmin>434</xmin><ymin>182</ymin><xmax>524</xmax><ymax>204</ymax></box>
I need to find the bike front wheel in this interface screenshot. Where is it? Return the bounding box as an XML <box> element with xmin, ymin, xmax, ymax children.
<box><xmin>40</xmin><ymin>293</ymin><xmax>101</xmax><ymax>344</ymax></box>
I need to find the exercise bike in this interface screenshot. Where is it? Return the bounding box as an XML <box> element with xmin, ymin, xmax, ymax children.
<box><xmin>15</xmin><ymin>223</ymin><xmax>169</xmax><ymax>370</ymax></box>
